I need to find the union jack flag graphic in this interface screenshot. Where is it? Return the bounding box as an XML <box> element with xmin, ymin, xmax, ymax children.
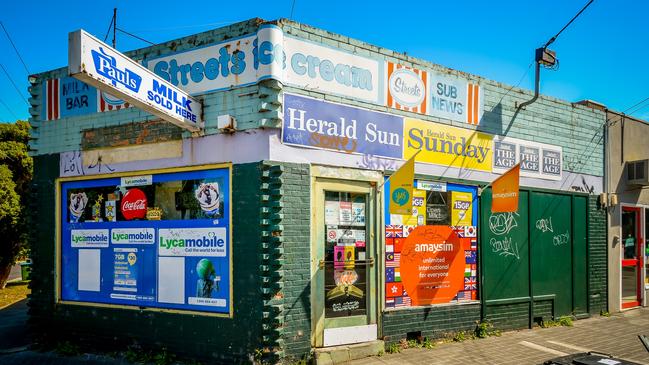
<box><xmin>386</xmin><ymin>225</ymin><xmax>403</xmax><ymax>238</ymax></box>
<box><xmin>386</xmin><ymin>253</ymin><xmax>401</xmax><ymax>267</ymax></box>
<box><xmin>44</xmin><ymin>78</ymin><xmax>60</xmax><ymax>120</ymax></box>
<box><xmin>464</xmin><ymin>276</ymin><xmax>477</xmax><ymax>290</ymax></box>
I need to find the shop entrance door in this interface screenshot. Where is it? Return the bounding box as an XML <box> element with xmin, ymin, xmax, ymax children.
<box><xmin>621</xmin><ymin>206</ymin><xmax>643</xmax><ymax>309</ymax></box>
<box><xmin>312</xmin><ymin>179</ymin><xmax>377</xmax><ymax>347</ymax></box>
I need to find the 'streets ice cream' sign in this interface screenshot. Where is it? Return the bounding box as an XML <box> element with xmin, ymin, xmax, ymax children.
<box><xmin>386</xmin><ymin>62</ymin><xmax>428</xmax><ymax>113</ymax></box>
<box><xmin>68</xmin><ymin>29</ymin><xmax>203</xmax><ymax>132</ymax></box>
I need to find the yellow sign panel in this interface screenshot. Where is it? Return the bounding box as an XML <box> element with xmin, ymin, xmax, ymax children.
<box><xmin>389</xmin><ymin>152</ymin><xmax>417</xmax><ymax>215</ymax></box>
<box><xmin>451</xmin><ymin>191</ymin><xmax>473</xmax><ymax>226</ymax></box>
<box><xmin>403</xmin><ymin>118</ymin><xmax>493</xmax><ymax>172</ymax></box>
<box><xmin>399</xmin><ymin>189</ymin><xmax>427</xmax><ymax>226</ymax></box>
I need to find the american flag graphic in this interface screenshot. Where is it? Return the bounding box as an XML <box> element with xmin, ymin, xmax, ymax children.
<box><xmin>395</xmin><ymin>296</ymin><xmax>412</xmax><ymax>307</ymax></box>
<box><xmin>386</xmin><ymin>253</ymin><xmax>401</xmax><ymax>268</ymax></box>
<box><xmin>464</xmin><ymin>276</ymin><xmax>477</xmax><ymax>290</ymax></box>
<box><xmin>466</xmin><ymin>83</ymin><xmax>481</xmax><ymax>125</ymax></box>
<box><xmin>386</xmin><ymin>62</ymin><xmax>428</xmax><ymax>114</ymax></box>
<box><xmin>98</xmin><ymin>91</ymin><xmax>130</xmax><ymax>112</ymax></box>
<box><xmin>386</xmin><ymin>225</ymin><xmax>403</xmax><ymax>238</ymax></box>
<box><xmin>44</xmin><ymin>78</ymin><xmax>60</xmax><ymax>121</ymax></box>
<box><xmin>457</xmin><ymin>290</ymin><xmax>472</xmax><ymax>301</ymax></box>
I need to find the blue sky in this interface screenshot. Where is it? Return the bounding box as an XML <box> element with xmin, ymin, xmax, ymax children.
<box><xmin>1</xmin><ymin>0</ymin><xmax>648</xmax><ymax>122</ymax></box>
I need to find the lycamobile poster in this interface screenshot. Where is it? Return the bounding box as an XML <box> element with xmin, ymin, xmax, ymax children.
<box><xmin>59</xmin><ymin>167</ymin><xmax>232</xmax><ymax>315</ymax></box>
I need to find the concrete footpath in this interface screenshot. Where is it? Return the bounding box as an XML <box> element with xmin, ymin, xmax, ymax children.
<box><xmin>1</xmin><ymin>302</ymin><xmax>649</xmax><ymax>364</ymax></box>
<box><xmin>352</xmin><ymin>308</ymin><xmax>649</xmax><ymax>365</ymax></box>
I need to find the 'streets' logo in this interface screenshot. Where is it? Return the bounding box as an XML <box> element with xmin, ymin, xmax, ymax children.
<box><xmin>121</xmin><ymin>188</ymin><xmax>147</xmax><ymax>220</ymax></box>
<box><xmin>392</xmin><ymin>188</ymin><xmax>410</xmax><ymax>206</ymax></box>
<box><xmin>389</xmin><ymin>68</ymin><xmax>425</xmax><ymax>108</ymax></box>
<box><xmin>92</xmin><ymin>47</ymin><xmax>142</xmax><ymax>92</ymax></box>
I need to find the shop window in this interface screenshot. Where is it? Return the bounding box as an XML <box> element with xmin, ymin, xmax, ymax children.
<box><xmin>59</xmin><ymin>167</ymin><xmax>232</xmax><ymax>316</ymax></box>
<box><xmin>384</xmin><ymin>180</ymin><xmax>478</xmax><ymax>309</ymax></box>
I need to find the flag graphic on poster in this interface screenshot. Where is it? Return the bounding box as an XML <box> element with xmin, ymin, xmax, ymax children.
<box><xmin>464</xmin><ymin>226</ymin><xmax>477</xmax><ymax>237</ymax></box>
<box><xmin>465</xmin><ymin>250</ymin><xmax>477</xmax><ymax>264</ymax></box>
<box><xmin>386</xmin><ymin>225</ymin><xmax>403</xmax><ymax>238</ymax></box>
<box><xmin>394</xmin><ymin>238</ymin><xmax>404</xmax><ymax>253</ymax></box>
<box><xmin>464</xmin><ymin>276</ymin><xmax>477</xmax><ymax>290</ymax></box>
<box><xmin>403</xmin><ymin>225</ymin><xmax>415</xmax><ymax>237</ymax></box>
<box><xmin>470</xmin><ymin>239</ymin><xmax>478</xmax><ymax>250</ymax></box>
<box><xmin>395</xmin><ymin>296</ymin><xmax>412</xmax><ymax>307</ymax></box>
<box><xmin>386</xmin><ymin>298</ymin><xmax>395</xmax><ymax>307</ymax></box>
<box><xmin>394</xmin><ymin>268</ymin><xmax>401</xmax><ymax>282</ymax></box>
<box><xmin>386</xmin><ymin>253</ymin><xmax>401</xmax><ymax>268</ymax></box>
<box><xmin>386</xmin><ymin>267</ymin><xmax>395</xmax><ymax>282</ymax></box>
<box><xmin>386</xmin><ymin>242</ymin><xmax>394</xmax><ymax>253</ymax></box>
<box><xmin>386</xmin><ymin>282</ymin><xmax>403</xmax><ymax>298</ymax></box>
<box><xmin>457</xmin><ymin>290</ymin><xmax>472</xmax><ymax>301</ymax></box>
<box><xmin>465</xmin><ymin>265</ymin><xmax>472</xmax><ymax>277</ymax></box>
<box><xmin>44</xmin><ymin>78</ymin><xmax>60</xmax><ymax>121</ymax></box>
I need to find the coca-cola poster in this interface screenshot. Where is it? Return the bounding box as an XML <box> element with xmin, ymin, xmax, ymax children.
<box><xmin>121</xmin><ymin>188</ymin><xmax>148</xmax><ymax>220</ymax></box>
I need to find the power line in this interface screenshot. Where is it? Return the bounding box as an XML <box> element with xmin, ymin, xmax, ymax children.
<box><xmin>0</xmin><ymin>63</ymin><xmax>28</xmax><ymax>106</ymax></box>
<box><xmin>543</xmin><ymin>0</ymin><xmax>594</xmax><ymax>49</ymax></box>
<box><xmin>0</xmin><ymin>95</ymin><xmax>18</xmax><ymax>120</ymax></box>
<box><xmin>116</xmin><ymin>27</ymin><xmax>155</xmax><ymax>45</ymax></box>
<box><xmin>103</xmin><ymin>11</ymin><xmax>115</xmax><ymax>43</ymax></box>
<box><xmin>0</xmin><ymin>21</ymin><xmax>30</xmax><ymax>75</ymax></box>
<box><xmin>290</xmin><ymin>0</ymin><xmax>297</xmax><ymax>20</ymax></box>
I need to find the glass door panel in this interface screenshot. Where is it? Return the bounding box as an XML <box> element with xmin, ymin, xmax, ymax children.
<box><xmin>622</xmin><ymin>207</ymin><xmax>642</xmax><ymax>308</ymax></box>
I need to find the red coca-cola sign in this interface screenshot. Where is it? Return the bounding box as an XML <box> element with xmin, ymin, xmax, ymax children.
<box><xmin>120</xmin><ymin>188</ymin><xmax>147</xmax><ymax>220</ymax></box>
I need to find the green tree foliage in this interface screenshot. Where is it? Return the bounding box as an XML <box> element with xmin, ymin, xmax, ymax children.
<box><xmin>0</xmin><ymin>121</ymin><xmax>33</xmax><ymax>288</ymax></box>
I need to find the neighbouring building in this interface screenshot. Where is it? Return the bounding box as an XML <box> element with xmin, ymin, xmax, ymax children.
<box><xmin>578</xmin><ymin>100</ymin><xmax>649</xmax><ymax>313</ymax></box>
<box><xmin>28</xmin><ymin>18</ymin><xmax>608</xmax><ymax>364</ymax></box>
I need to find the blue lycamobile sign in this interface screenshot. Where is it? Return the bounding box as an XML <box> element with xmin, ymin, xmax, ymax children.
<box><xmin>282</xmin><ymin>93</ymin><xmax>404</xmax><ymax>159</ymax></box>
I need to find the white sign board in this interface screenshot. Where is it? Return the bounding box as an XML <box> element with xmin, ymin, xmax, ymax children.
<box><xmin>68</xmin><ymin>29</ymin><xmax>203</xmax><ymax>132</ymax></box>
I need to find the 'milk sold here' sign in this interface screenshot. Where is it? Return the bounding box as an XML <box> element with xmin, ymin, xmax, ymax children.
<box><xmin>68</xmin><ymin>29</ymin><xmax>203</xmax><ymax>132</ymax></box>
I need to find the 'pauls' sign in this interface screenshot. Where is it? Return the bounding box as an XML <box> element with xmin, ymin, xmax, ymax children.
<box><xmin>68</xmin><ymin>29</ymin><xmax>202</xmax><ymax>132</ymax></box>
<box><xmin>282</xmin><ymin>93</ymin><xmax>403</xmax><ymax>158</ymax></box>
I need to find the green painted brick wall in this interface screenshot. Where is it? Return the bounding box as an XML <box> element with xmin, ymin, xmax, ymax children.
<box><xmin>382</xmin><ymin>304</ymin><xmax>481</xmax><ymax>343</ymax></box>
<box><xmin>28</xmin><ymin>158</ymin><xmax>268</xmax><ymax>364</ymax></box>
<box><xmin>588</xmin><ymin>195</ymin><xmax>608</xmax><ymax>314</ymax></box>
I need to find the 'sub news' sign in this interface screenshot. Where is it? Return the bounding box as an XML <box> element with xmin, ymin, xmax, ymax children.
<box><xmin>68</xmin><ymin>29</ymin><xmax>202</xmax><ymax>132</ymax></box>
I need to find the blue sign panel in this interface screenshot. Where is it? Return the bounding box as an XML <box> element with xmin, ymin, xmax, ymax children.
<box><xmin>282</xmin><ymin>93</ymin><xmax>404</xmax><ymax>159</ymax></box>
<box><xmin>58</xmin><ymin>77</ymin><xmax>98</xmax><ymax>118</ymax></box>
<box><xmin>60</xmin><ymin>167</ymin><xmax>231</xmax><ymax>315</ymax></box>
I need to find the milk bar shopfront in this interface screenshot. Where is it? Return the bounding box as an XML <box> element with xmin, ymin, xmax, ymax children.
<box><xmin>28</xmin><ymin>18</ymin><xmax>608</xmax><ymax>364</ymax></box>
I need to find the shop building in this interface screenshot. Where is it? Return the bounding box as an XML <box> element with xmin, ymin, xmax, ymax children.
<box><xmin>28</xmin><ymin>18</ymin><xmax>608</xmax><ymax>364</ymax></box>
<box><xmin>578</xmin><ymin>101</ymin><xmax>649</xmax><ymax>313</ymax></box>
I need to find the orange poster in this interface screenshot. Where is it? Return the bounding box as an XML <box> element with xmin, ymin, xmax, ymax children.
<box><xmin>491</xmin><ymin>163</ymin><xmax>520</xmax><ymax>213</ymax></box>
<box><xmin>399</xmin><ymin>226</ymin><xmax>464</xmax><ymax>305</ymax></box>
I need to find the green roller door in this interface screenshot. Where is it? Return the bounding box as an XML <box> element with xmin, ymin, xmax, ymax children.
<box><xmin>530</xmin><ymin>192</ymin><xmax>572</xmax><ymax>317</ymax></box>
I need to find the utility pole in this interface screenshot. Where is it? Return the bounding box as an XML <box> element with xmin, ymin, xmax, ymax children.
<box><xmin>112</xmin><ymin>8</ymin><xmax>117</xmax><ymax>48</ymax></box>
